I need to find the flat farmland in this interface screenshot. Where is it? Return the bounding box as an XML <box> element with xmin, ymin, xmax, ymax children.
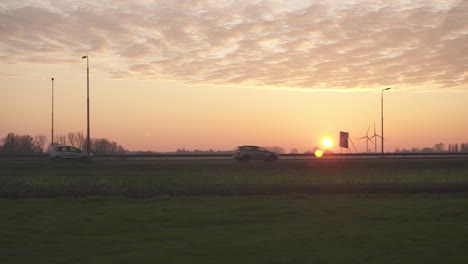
<box><xmin>2</xmin><ymin>159</ymin><xmax>468</xmax><ymax>263</ymax></box>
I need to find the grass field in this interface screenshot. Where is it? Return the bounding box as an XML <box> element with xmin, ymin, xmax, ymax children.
<box><xmin>1</xmin><ymin>159</ymin><xmax>468</xmax><ymax>263</ymax></box>
<box><xmin>2</xmin><ymin>195</ymin><xmax>468</xmax><ymax>264</ymax></box>
<box><xmin>1</xmin><ymin>159</ymin><xmax>468</xmax><ymax>197</ymax></box>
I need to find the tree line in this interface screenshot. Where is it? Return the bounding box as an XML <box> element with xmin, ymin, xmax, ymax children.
<box><xmin>2</xmin><ymin>132</ymin><xmax>466</xmax><ymax>155</ymax></box>
<box><xmin>395</xmin><ymin>142</ymin><xmax>468</xmax><ymax>153</ymax></box>
<box><xmin>0</xmin><ymin>132</ymin><xmax>127</xmax><ymax>154</ymax></box>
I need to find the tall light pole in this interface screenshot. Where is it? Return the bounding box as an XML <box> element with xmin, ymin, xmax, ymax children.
<box><xmin>51</xmin><ymin>77</ymin><xmax>54</xmax><ymax>147</ymax></box>
<box><xmin>381</xmin><ymin>87</ymin><xmax>391</xmax><ymax>158</ymax></box>
<box><xmin>82</xmin><ymin>56</ymin><xmax>90</xmax><ymax>157</ymax></box>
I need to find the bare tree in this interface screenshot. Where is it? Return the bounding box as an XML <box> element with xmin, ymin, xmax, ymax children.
<box><xmin>16</xmin><ymin>135</ymin><xmax>35</xmax><ymax>153</ymax></box>
<box><xmin>422</xmin><ymin>147</ymin><xmax>433</xmax><ymax>153</ymax></box>
<box><xmin>55</xmin><ymin>134</ymin><xmax>67</xmax><ymax>145</ymax></box>
<box><xmin>1</xmin><ymin>133</ymin><xmax>37</xmax><ymax>153</ymax></box>
<box><xmin>1</xmin><ymin>132</ymin><xmax>126</xmax><ymax>154</ymax></box>
<box><xmin>75</xmin><ymin>132</ymin><xmax>85</xmax><ymax>150</ymax></box>
<box><xmin>264</xmin><ymin>146</ymin><xmax>285</xmax><ymax>154</ymax></box>
<box><xmin>91</xmin><ymin>138</ymin><xmax>126</xmax><ymax>153</ymax></box>
<box><xmin>33</xmin><ymin>134</ymin><xmax>47</xmax><ymax>153</ymax></box>
<box><xmin>433</xmin><ymin>143</ymin><xmax>445</xmax><ymax>152</ymax></box>
<box><xmin>411</xmin><ymin>148</ymin><xmax>420</xmax><ymax>152</ymax></box>
<box><xmin>67</xmin><ymin>132</ymin><xmax>77</xmax><ymax>147</ymax></box>
<box><xmin>459</xmin><ymin>143</ymin><xmax>468</xmax><ymax>152</ymax></box>
<box><xmin>1</xmin><ymin>133</ymin><xmax>17</xmax><ymax>153</ymax></box>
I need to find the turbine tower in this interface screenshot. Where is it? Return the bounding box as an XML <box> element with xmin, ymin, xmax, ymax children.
<box><xmin>357</xmin><ymin>124</ymin><xmax>374</xmax><ymax>153</ymax></box>
<box><xmin>370</xmin><ymin>122</ymin><xmax>383</xmax><ymax>153</ymax></box>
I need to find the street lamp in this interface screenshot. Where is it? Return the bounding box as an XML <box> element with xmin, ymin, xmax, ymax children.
<box><xmin>82</xmin><ymin>56</ymin><xmax>90</xmax><ymax>158</ymax></box>
<box><xmin>381</xmin><ymin>87</ymin><xmax>391</xmax><ymax>158</ymax></box>
<box><xmin>51</xmin><ymin>77</ymin><xmax>54</xmax><ymax>147</ymax></box>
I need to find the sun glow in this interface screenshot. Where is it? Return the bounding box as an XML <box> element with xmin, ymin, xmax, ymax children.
<box><xmin>322</xmin><ymin>137</ymin><xmax>333</xmax><ymax>149</ymax></box>
<box><xmin>314</xmin><ymin>149</ymin><xmax>323</xmax><ymax>158</ymax></box>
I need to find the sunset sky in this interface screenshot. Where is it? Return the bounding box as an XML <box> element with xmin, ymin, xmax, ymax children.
<box><xmin>1</xmin><ymin>0</ymin><xmax>467</xmax><ymax>152</ymax></box>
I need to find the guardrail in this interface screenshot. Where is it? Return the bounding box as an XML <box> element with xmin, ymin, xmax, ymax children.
<box><xmin>1</xmin><ymin>152</ymin><xmax>468</xmax><ymax>160</ymax></box>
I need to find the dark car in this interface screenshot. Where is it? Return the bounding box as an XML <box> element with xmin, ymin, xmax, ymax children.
<box><xmin>233</xmin><ymin>146</ymin><xmax>278</xmax><ymax>162</ymax></box>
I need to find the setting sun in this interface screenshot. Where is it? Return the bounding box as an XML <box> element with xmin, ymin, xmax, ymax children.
<box><xmin>322</xmin><ymin>137</ymin><xmax>333</xmax><ymax>149</ymax></box>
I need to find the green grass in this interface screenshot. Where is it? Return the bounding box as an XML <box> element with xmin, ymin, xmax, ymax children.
<box><xmin>2</xmin><ymin>159</ymin><xmax>468</xmax><ymax>263</ymax></box>
<box><xmin>1</xmin><ymin>159</ymin><xmax>468</xmax><ymax>197</ymax></box>
<box><xmin>2</xmin><ymin>195</ymin><xmax>468</xmax><ymax>264</ymax></box>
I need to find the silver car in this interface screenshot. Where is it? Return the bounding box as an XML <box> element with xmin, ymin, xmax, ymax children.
<box><xmin>49</xmin><ymin>145</ymin><xmax>91</xmax><ymax>162</ymax></box>
<box><xmin>233</xmin><ymin>146</ymin><xmax>278</xmax><ymax>162</ymax></box>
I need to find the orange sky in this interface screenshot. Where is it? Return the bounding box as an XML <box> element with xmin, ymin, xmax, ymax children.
<box><xmin>1</xmin><ymin>0</ymin><xmax>467</xmax><ymax>152</ymax></box>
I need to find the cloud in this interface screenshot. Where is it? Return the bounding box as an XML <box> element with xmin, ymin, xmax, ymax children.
<box><xmin>0</xmin><ymin>0</ymin><xmax>466</xmax><ymax>90</ymax></box>
<box><xmin>0</xmin><ymin>71</ymin><xmax>16</xmax><ymax>77</ymax></box>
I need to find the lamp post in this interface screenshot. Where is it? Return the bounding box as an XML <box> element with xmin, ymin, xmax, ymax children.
<box><xmin>82</xmin><ymin>56</ymin><xmax>90</xmax><ymax>157</ymax></box>
<box><xmin>51</xmin><ymin>77</ymin><xmax>54</xmax><ymax>147</ymax></box>
<box><xmin>381</xmin><ymin>87</ymin><xmax>391</xmax><ymax>158</ymax></box>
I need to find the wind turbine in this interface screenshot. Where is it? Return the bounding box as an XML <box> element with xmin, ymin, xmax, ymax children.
<box><xmin>370</xmin><ymin>122</ymin><xmax>383</xmax><ymax>153</ymax></box>
<box><xmin>357</xmin><ymin>124</ymin><xmax>374</xmax><ymax>153</ymax></box>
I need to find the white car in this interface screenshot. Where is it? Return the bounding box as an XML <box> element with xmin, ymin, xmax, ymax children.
<box><xmin>49</xmin><ymin>145</ymin><xmax>91</xmax><ymax>162</ymax></box>
<box><xmin>233</xmin><ymin>146</ymin><xmax>278</xmax><ymax>162</ymax></box>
